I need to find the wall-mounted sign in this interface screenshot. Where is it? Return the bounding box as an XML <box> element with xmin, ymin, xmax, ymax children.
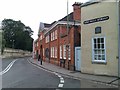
<box><xmin>83</xmin><ymin>16</ymin><xmax>109</xmax><ymax>24</ymax></box>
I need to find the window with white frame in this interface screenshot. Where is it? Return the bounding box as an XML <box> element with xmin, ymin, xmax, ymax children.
<box><xmin>53</xmin><ymin>32</ymin><xmax>55</xmax><ymax>41</ymax></box>
<box><xmin>51</xmin><ymin>33</ymin><xmax>53</xmax><ymax>41</ymax></box>
<box><xmin>51</xmin><ymin>47</ymin><xmax>55</xmax><ymax>58</ymax></box>
<box><xmin>55</xmin><ymin>47</ymin><xmax>57</xmax><ymax>58</ymax></box>
<box><xmin>63</xmin><ymin>45</ymin><xmax>66</xmax><ymax>59</ymax></box>
<box><xmin>53</xmin><ymin>47</ymin><xmax>54</xmax><ymax>58</ymax></box>
<box><xmin>92</xmin><ymin>37</ymin><xmax>106</xmax><ymax>63</ymax></box>
<box><xmin>51</xmin><ymin>47</ymin><xmax>52</xmax><ymax>57</ymax></box>
<box><xmin>43</xmin><ymin>48</ymin><xmax>45</xmax><ymax>56</ymax></box>
<box><xmin>37</xmin><ymin>42</ymin><xmax>38</xmax><ymax>46</ymax></box>
<box><xmin>60</xmin><ymin>45</ymin><xmax>62</xmax><ymax>59</ymax></box>
<box><xmin>40</xmin><ymin>35</ymin><xmax>42</xmax><ymax>40</ymax></box>
<box><xmin>68</xmin><ymin>45</ymin><xmax>71</xmax><ymax>60</ymax></box>
<box><xmin>46</xmin><ymin>35</ymin><xmax>49</xmax><ymax>43</ymax></box>
<box><xmin>55</xmin><ymin>30</ymin><xmax>57</xmax><ymax>39</ymax></box>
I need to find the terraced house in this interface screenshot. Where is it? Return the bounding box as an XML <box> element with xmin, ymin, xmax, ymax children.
<box><xmin>34</xmin><ymin>2</ymin><xmax>81</xmax><ymax>71</ymax></box>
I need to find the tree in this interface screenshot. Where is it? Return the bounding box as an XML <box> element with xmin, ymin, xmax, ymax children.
<box><xmin>2</xmin><ymin>19</ymin><xmax>34</xmax><ymax>51</ymax></box>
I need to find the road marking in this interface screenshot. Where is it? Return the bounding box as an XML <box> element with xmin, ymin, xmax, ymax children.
<box><xmin>0</xmin><ymin>59</ymin><xmax>17</xmax><ymax>75</ymax></box>
<box><xmin>60</xmin><ymin>77</ymin><xmax>64</xmax><ymax>80</ymax></box>
<box><xmin>60</xmin><ymin>79</ymin><xmax>64</xmax><ymax>83</ymax></box>
<box><xmin>28</xmin><ymin>59</ymin><xmax>65</xmax><ymax>88</ymax></box>
<box><xmin>57</xmin><ymin>74</ymin><xmax>64</xmax><ymax>88</ymax></box>
<box><xmin>58</xmin><ymin>84</ymin><xmax>64</xmax><ymax>88</ymax></box>
<box><xmin>58</xmin><ymin>75</ymin><xmax>62</xmax><ymax>78</ymax></box>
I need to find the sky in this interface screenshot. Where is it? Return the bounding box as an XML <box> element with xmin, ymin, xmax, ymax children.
<box><xmin>0</xmin><ymin>0</ymin><xmax>89</xmax><ymax>40</ymax></box>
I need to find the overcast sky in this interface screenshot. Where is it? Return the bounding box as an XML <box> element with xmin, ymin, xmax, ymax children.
<box><xmin>0</xmin><ymin>0</ymin><xmax>89</xmax><ymax>40</ymax></box>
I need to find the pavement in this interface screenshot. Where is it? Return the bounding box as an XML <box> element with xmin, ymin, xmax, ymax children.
<box><xmin>28</xmin><ymin>58</ymin><xmax>119</xmax><ymax>87</ymax></box>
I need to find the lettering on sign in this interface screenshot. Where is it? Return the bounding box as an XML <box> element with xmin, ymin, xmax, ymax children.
<box><xmin>83</xmin><ymin>16</ymin><xmax>109</xmax><ymax>24</ymax></box>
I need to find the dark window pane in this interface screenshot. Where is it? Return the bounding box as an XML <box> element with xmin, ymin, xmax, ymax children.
<box><xmin>94</xmin><ymin>44</ymin><xmax>97</xmax><ymax>48</ymax></box>
<box><xmin>102</xmin><ymin>55</ymin><xmax>105</xmax><ymax>60</ymax></box>
<box><xmin>94</xmin><ymin>50</ymin><xmax>97</xmax><ymax>54</ymax></box>
<box><xmin>94</xmin><ymin>55</ymin><xmax>97</xmax><ymax>60</ymax></box>
<box><xmin>101</xmin><ymin>38</ymin><xmax>104</xmax><ymax>43</ymax></box>
<box><xmin>102</xmin><ymin>50</ymin><xmax>105</xmax><ymax>54</ymax></box>
<box><xmin>102</xmin><ymin>44</ymin><xmax>104</xmax><ymax>48</ymax></box>
<box><xmin>98</xmin><ymin>44</ymin><xmax>100</xmax><ymax>48</ymax></box>
<box><xmin>98</xmin><ymin>50</ymin><xmax>101</xmax><ymax>54</ymax></box>
<box><xmin>94</xmin><ymin>39</ymin><xmax>96</xmax><ymax>43</ymax></box>
<box><xmin>98</xmin><ymin>55</ymin><xmax>101</xmax><ymax>60</ymax></box>
<box><xmin>98</xmin><ymin>38</ymin><xmax>100</xmax><ymax>43</ymax></box>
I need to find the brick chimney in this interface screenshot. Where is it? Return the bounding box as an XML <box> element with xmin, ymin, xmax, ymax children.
<box><xmin>72</xmin><ymin>2</ymin><xmax>82</xmax><ymax>21</ymax></box>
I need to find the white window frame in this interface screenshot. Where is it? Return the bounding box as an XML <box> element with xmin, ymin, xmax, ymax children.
<box><xmin>46</xmin><ymin>35</ymin><xmax>49</xmax><ymax>43</ymax></box>
<box><xmin>40</xmin><ymin>35</ymin><xmax>42</xmax><ymax>40</ymax></box>
<box><xmin>60</xmin><ymin>45</ymin><xmax>62</xmax><ymax>59</ymax></box>
<box><xmin>37</xmin><ymin>42</ymin><xmax>38</xmax><ymax>46</ymax></box>
<box><xmin>51</xmin><ymin>47</ymin><xmax>52</xmax><ymax>57</ymax></box>
<box><xmin>53</xmin><ymin>47</ymin><xmax>54</xmax><ymax>58</ymax></box>
<box><xmin>53</xmin><ymin>32</ymin><xmax>55</xmax><ymax>41</ymax></box>
<box><xmin>51</xmin><ymin>33</ymin><xmax>53</xmax><ymax>41</ymax></box>
<box><xmin>92</xmin><ymin>37</ymin><xmax>106</xmax><ymax>63</ymax></box>
<box><xmin>55</xmin><ymin>47</ymin><xmax>57</xmax><ymax>58</ymax></box>
<box><xmin>63</xmin><ymin>45</ymin><xmax>66</xmax><ymax>59</ymax></box>
<box><xmin>43</xmin><ymin>48</ymin><xmax>44</xmax><ymax>56</ymax></box>
<box><xmin>55</xmin><ymin>30</ymin><xmax>57</xmax><ymax>39</ymax></box>
<box><xmin>68</xmin><ymin>45</ymin><xmax>71</xmax><ymax>60</ymax></box>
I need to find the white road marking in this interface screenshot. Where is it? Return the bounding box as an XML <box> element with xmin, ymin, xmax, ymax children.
<box><xmin>57</xmin><ymin>74</ymin><xmax>64</xmax><ymax>88</ymax></box>
<box><xmin>60</xmin><ymin>79</ymin><xmax>64</xmax><ymax>83</ymax></box>
<box><xmin>58</xmin><ymin>75</ymin><xmax>62</xmax><ymax>78</ymax></box>
<box><xmin>0</xmin><ymin>59</ymin><xmax>17</xmax><ymax>75</ymax></box>
<box><xmin>28</xmin><ymin>59</ymin><xmax>65</xmax><ymax>88</ymax></box>
<box><xmin>58</xmin><ymin>84</ymin><xmax>64</xmax><ymax>88</ymax></box>
<box><xmin>60</xmin><ymin>77</ymin><xmax>64</xmax><ymax>80</ymax></box>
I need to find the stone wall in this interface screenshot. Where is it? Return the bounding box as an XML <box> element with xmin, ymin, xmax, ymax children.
<box><xmin>1</xmin><ymin>48</ymin><xmax>32</xmax><ymax>58</ymax></box>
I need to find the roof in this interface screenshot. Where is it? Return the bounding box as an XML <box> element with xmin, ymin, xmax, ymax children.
<box><xmin>59</xmin><ymin>12</ymin><xmax>74</xmax><ymax>22</ymax></box>
<box><xmin>38</xmin><ymin>22</ymin><xmax>55</xmax><ymax>34</ymax></box>
<box><xmin>44</xmin><ymin>23</ymin><xmax>51</xmax><ymax>28</ymax></box>
<box><xmin>43</xmin><ymin>21</ymin><xmax>56</xmax><ymax>28</ymax></box>
<box><xmin>81</xmin><ymin>1</ymin><xmax>99</xmax><ymax>7</ymax></box>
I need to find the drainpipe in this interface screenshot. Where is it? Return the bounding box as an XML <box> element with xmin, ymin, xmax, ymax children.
<box><xmin>67</xmin><ymin>0</ymin><xmax>70</xmax><ymax>70</ymax></box>
<box><xmin>117</xmin><ymin>0</ymin><xmax>120</xmax><ymax>78</ymax></box>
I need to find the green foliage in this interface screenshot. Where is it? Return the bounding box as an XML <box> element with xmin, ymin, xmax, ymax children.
<box><xmin>2</xmin><ymin>19</ymin><xmax>34</xmax><ymax>51</ymax></box>
<box><xmin>0</xmin><ymin>30</ymin><xmax>6</xmax><ymax>55</ymax></box>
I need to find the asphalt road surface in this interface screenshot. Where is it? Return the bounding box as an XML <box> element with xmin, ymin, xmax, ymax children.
<box><xmin>2</xmin><ymin>57</ymin><xmax>117</xmax><ymax>89</ymax></box>
<box><xmin>2</xmin><ymin>57</ymin><xmax>80</xmax><ymax>88</ymax></box>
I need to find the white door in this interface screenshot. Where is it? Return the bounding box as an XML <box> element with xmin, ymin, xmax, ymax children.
<box><xmin>75</xmin><ymin>47</ymin><xmax>81</xmax><ymax>71</ymax></box>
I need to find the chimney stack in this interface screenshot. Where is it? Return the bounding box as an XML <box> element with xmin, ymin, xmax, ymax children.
<box><xmin>72</xmin><ymin>2</ymin><xmax>82</xmax><ymax>21</ymax></box>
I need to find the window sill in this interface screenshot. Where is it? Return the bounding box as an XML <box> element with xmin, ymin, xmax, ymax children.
<box><xmin>92</xmin><ymin>60</ymin><xmax>107</xmax><ymax>64</ymax></box>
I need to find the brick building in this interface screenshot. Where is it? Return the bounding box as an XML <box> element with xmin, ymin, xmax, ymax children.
<box><xmin>33</xmin><ymin>2</ymin><xmax>81</xmax><ymax>71</ymax></box>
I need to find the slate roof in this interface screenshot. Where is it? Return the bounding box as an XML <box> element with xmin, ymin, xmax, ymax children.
<box><xmin>41</xmin><ymin>12</ymin><xmax>74</xmax><ymax>29</ymax></box>
<box><xmin>43</xmin><ymin>21</ymin><xmax>56</xmax><ymax>28</ymax></box>
<box><xmin>44</xmin><ymin>23</ymin><xmax>51</xmax><ymax>28</ymax></box>
<box><xmin>59</xmin><ymin>12</ymin><xmax>74</xmax><ymax>22</ymax></box>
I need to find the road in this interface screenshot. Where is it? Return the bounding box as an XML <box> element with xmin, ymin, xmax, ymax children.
<box><xmin>2</xmin><ymin>57</ymin><xmax>80</xmax><ymax>89</ymax></box>
<box><xmin>2</xmin><ymin>57</ymin><xmax>117</xmax><ymax>89</ymax></box>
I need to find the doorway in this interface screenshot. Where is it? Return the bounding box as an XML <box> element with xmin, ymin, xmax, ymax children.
<box><xmin>75</xmin><ymin>47</ymin><xmax>81</xmax><ymax>71</ymax></box>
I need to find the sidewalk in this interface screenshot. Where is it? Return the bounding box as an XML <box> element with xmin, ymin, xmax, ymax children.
<box><xmin>28</xmin><ymin>58</ymin><xmax>119</xmax><ymax>86</ymax></box>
